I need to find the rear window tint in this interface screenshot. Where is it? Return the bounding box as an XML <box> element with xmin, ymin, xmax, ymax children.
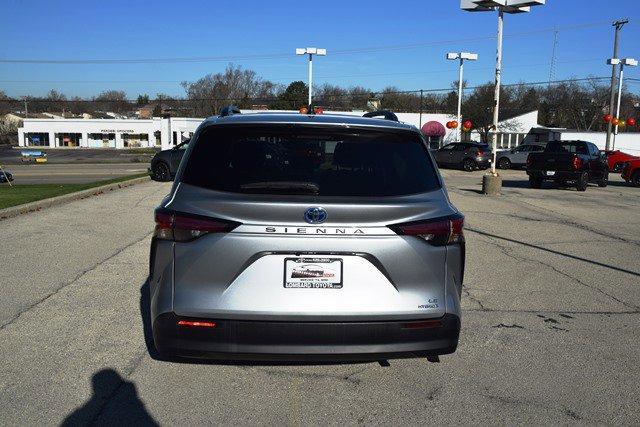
<box><xmin>545</xmin><ymin>142</ymin><xmax>588</xmax><ymax>154</ymax></box>
<box><xmin>181</xmin><ymin>125</ymin><xmax>440</xmax><ymax>196</ymax></box>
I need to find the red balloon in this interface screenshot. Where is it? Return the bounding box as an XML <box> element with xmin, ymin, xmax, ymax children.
<box><xmin>612</xmin><ymin>118</ymin><xmax>620</xmax><ymax>126</ymax></box>
<box><xmin>445</xmin><ymin>121</ymin><xmax>452</xmax><ymax>129</ymax></box>
<box><xmin>603</xmin><ymin>114</ymin><xmax>612</xmax><ymax>123</ymax></box>
<box><xmin>627</xmin><ymin>118</ymin><xmax>637</xmax><ymax>126</ymax></box>
<box><xmin>463</xmin><ymin>120</ymin><xmax>472</xmax><ymax>129</ymax></box>
<box><xmin>451</xmin><ymin>121</ymin><xmax>459</xmax><ymax>129</ymax></box>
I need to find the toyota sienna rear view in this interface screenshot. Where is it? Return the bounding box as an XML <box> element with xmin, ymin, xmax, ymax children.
<box><xmin>149</xmin><ymin>110</ymin><xmax>465</xmax><ymax>361</ymax></box>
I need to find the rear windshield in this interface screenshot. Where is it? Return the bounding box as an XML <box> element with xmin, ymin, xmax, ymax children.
<box><xmin>180</xmin><ymin>125</ymin><xmax>440</xmax><ymax>196</ymax></box>
<box><xmin>545</xmin><ymin>142</ymin><xmax>588</xmax><ymax>154</ymax></box>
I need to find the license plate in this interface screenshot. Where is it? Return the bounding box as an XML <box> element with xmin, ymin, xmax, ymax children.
<box><xmin>284</xmin><ymin>257</ymin><xmax>343</xmax><ymax>289</ymax></box>
<box><xmin>545</xmin><ymin>171</ymin><xmax>556</xmax><ymax>176</ymax></box>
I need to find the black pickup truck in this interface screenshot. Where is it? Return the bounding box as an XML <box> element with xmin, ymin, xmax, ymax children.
<box><xmin>526</xmin><ymin>140</ymin><xmax>608</xmax><ymax>191</ymax></box>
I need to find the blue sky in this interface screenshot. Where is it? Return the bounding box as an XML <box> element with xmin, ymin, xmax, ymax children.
<box><xmin>1</xmin><ymin>0</ymin><xmax>639</xmax><ymax>98</ymax></box>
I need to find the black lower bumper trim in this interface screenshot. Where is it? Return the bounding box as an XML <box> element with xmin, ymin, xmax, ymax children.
<box><xmin>153</xmin><ymin>313</ymin><xmax>460</xmax><ymax>361</ymax></box>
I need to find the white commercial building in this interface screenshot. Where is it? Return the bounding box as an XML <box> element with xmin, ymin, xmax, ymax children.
<box><xmin>17</xmin><ymin>109</ymin><xmax>542</xmax><ymax>151</ymax></box>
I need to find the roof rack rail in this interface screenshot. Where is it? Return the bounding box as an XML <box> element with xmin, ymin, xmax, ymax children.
<box><xmin>363</xmin><ymin>110</ymin><xmax>398</xmax><ymax>122</ymax></box>
<box><xmin>219</xmin><ymin>105</ymin><xmax>241</xmax><ymax>117</ymax></box>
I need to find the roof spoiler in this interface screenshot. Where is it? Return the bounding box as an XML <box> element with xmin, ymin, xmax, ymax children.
<box><xmin>363</xmin><ymin>110</ymin><xmax>398</xmax><ymax>122</ymax></box>
<box><xmin>219</xmin><ymin>105</ymin><xmax>241</xmax><ymax>117</ymax></box>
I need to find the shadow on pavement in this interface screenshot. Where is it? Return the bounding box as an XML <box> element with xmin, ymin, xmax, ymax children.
<box><xmin>60</xmin><ymin>369</ymin><xmax>158</xmax><ymax>426</ymax></box>
<box><xmin>467</xmin><ymin>227</ymin><xmax>640</xmax><ymax>278</ymax></box>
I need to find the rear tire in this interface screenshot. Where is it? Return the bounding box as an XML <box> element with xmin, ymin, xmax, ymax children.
<box><xmin>576</xmin><ymin>172</ymin><xmax>589</xmax><ymax>192</ymax></box>
<box><xmin>152</xmin><ymin>161</ymin><xmax>171</xmax><ymax>182</ymax></box>
<box><xmin>529</xmin><ymin>176</ymin><xmax>543</xmax><ymax>189</ymax></box>
<box><xmin>462</xmin><ymin>158</ymin><xmax>476</xmax><ymax>172</ymax></box>
<box><xmin>631</xmin><ymin>171</ymin><xmax>640</xmax><ymax>187</ymax></box>
<box><xmin>597</xmin><ymin>172</ymin><xmax>609</xmax><ymax>188</ymax></box>
<box><xmin>498</xmin><ymin>157</ymin><xmax>511</xmax><ymax>170</ymax></box>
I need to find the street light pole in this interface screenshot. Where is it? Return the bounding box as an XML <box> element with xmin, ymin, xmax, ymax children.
<box><xmin>457</xmin><ymin>58</ymin><xmax>464</xmax><ymax>140</ymax></box>
<box><xmin>608</xmin><ymin>57</ymin><xmax>638</xmax><ymax>150</ymax></box>
<box><xmin>461</xmin><ymin>0</ymin><xmax>546</xmax><ymax>194</ymax></box>
<box><xmin>308</xmin><ymin>53</ymin><xmax>313</xmax><ymax>106</ymax></box>
<box><xmin>447</xmin><ymin>52</ymin><xmax>478</xmax><ymax>141</ymax></box>
<box><xmin>491</xmin><ymin>8</ymin><xmax>504</xmax><ymax>176</ymax></box>
<box><xmin>606</xmin><ymin>19</ymin><xmax>629</xmax><ymax>150</ymax></box>
<box><xmin>296</xmin><ymin>47</ymin><xmax>327</xmax><ymax>108</ymax></box>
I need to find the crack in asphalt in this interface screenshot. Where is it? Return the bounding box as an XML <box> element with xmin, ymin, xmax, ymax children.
<box><xmin>462</xmin><ymin>287</ymin><xmax>487</xmax><ymax>311</ymax></box>
<box><xmin>464</xmin><ymin>308</ymin><xmax>640</xmax><ymax>315</ymax></box>
<box><xmin>509</xmin><ymin>198</ymin><xmax>640</xmax><ymax>248</ymax></box>
<box><xmin>248</xmin><ymin>365</ymin><xmax>369</xmax><ymax>387</ymax></box>
<box><xmin>482</xmin><ymin>392</ymin><xmax>583</xmax><ymax>421</ymax></box>
<box><xmin>0</xmin><ymin>232</ymin><xmax>153</xmax><ymax>331</ymax></box>
<box><xmin>469</xmin><ymin>230</ymin><xmax>640</xmax><ymax>311</ymax></box>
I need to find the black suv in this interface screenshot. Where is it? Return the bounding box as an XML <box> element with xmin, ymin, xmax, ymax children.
<box><xmin>433</xmin><ymin>142</ymin><xmax>492</xmax><ymax>172</ymax></box>
<box><xmin>149</xmin><ymin>139</ymin><xmax>190</xmax><ymax>182</ymax></box>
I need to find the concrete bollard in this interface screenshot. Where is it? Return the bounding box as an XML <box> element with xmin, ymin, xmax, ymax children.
<box><xmin>482</xmin><ymin>174</ymin><xmax>502</xmax><ymax>196</ymax></box>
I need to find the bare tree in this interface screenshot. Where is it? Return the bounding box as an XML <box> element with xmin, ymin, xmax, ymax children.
<box><xmin>181</xmin><ymin>64</ymin><xmax>278</xmax><ymax>116</ymax></box>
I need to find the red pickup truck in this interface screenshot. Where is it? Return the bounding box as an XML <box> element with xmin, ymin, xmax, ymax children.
<box><xmin>602</xmin><ymin>150</ymin><xmax>639</xmax><ymax>172</ymax></box>
<box><xmin>622</xmin><ymin>159</ymin><xmax>640</xmax><ymax>187</ymax></box>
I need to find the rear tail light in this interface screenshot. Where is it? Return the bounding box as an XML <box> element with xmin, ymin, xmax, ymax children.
<box><xmin>389</xmin><ymin>214</ymin><xmax>464</xmax><ymax>246</ymax></box>
<box><xmin>477</xmin><ymin>149</ymin><xmax>485</xmax><ymax>156</ymax></box>
<box><xmin>572</xmin><ymin>155</ymin><xmax>583</xmax><ymax>170</ymax></box>
<box><xmin>402</xmin><ymin>320</ymin><xmax>443</xmax><ymax>329</ymax></box>
<box><xmin>154</xmin><ymin>209</ymin><xmax>239</xmax><ymax>242</ymax></box>
<box><xmin>177</xmin><ymin>319</ymin><xmax>217</xmax><ymax>328</ymax></box>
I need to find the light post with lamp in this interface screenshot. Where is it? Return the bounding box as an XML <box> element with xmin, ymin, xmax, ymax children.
<box><xmin>295</xmin><ymin>47</ymin><xmax>327</xmax><ymax>107</ymax></box>
<box><xmin>461</xmin><ymin>0</ymin><xmax>546</xmax><ymax>194</ymax></box>
<box><xmin>446</xmin><ymin>52</ymin><xmax>478</xmax><ymax>141</ymax></box>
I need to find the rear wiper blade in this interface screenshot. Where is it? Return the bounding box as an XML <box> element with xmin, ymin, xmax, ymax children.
<box><xmin>239</xmin><ymin>181</ymin><xmax>320</xmax><ymax>194</ymax></box>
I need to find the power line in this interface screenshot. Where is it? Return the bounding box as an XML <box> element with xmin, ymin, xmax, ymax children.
<box><xmin>0</xmin><ymin>58</ymin><xmax>606</xmax><ymax>84</ymax></box>
<box><xmin>0</xmin><ymin>76</ymin><xmax>613</xmax><ymax>103</ymax></box>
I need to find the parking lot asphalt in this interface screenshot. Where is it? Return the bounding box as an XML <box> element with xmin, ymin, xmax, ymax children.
<box><xmin>2</xmin><ymin>163</ymin><xmax>149</xmax><ymax>184</ymax></box>
<box><xmin>0</xmin><ymin>169</ymin><xmax>639</xmax><ymax>425</ymax></box>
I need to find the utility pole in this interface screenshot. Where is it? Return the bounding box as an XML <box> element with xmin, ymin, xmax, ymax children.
<box><xmin>606</xmin><ymin>19</ymin><xmax>629</xmax><ymax>150</ymax></box>
<box><xmin>23</xmin><ymin>98</ymin><xmax>28</xmax><ymax>118</ymax></box>
<box><xmin>548</xmin><ymin>27</ymin><xmax>559</xmax><ymax>84</ymax></box>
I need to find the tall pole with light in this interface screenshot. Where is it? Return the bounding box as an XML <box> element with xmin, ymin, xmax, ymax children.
<box><xmin>605</xmin><ymin>19</ymin><xmax>629</xmax><ymax>150</ymax></box>
<box><xmin>447</xmin><ymin>52</ymin><xmax>478</xmax><ymax>141</ymax></box>
<box><xmin>607</xmin><ymin>57</ymin><xmax>637</xmax><ymax>150</ymax></box>
<box><xmin>461</xmin><ymin>0</ymin><xmax>545</xmax><ymax>194</ymax></box>
<box><xmin>296</xmin><ymin>47</ymin><xmax>327</xmax><ymax>107</ymax></box>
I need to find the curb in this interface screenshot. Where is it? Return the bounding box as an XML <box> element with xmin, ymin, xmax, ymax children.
<box><xmin>0</xmin><ymin>176</ymin><xmax>151</xmax><ymax>221</ymax></box>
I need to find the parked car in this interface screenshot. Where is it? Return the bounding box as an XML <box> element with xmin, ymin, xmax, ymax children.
<box><xmin>526</xmin><ymin>140</ymin><xmax>608</xmax><ymax>191</ymax></box>
<box><xmin>621</xmin><ymin>159</ymin><xmax>640</xmax><ymax>187</ymax></box>
<box><xmin>601</xmin><ymin>150</ymin><xmax>639</xmax><ymax>173</ymax></box>
<box><xmin>433</xmin><ymin>142</ymin><xmax>491</xmax><ymax>171</ymax></box>
<box><xmin>495</xmin><ymin>144</ymin><xmax>545</xmax><ymax>169</ymax></box>
<box><xmin>0</xmin><ymin>169</ymin><xmax>13</xmax><ymax>183</ymax></box>
<box><xmin>149</xmin><ymin>138</ymin><xmax>190</xmax><ymax>181</ymax></box>
<box><xmin>149</xmin><ymin>109</ymin><xmax>464</xmax><ymax>361</ymax></box>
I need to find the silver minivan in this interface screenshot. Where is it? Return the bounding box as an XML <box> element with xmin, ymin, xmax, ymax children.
<box><xmin>149</xmin><ymin>110</ymin><xmax>465</xmax><ymax>361</ymax></box>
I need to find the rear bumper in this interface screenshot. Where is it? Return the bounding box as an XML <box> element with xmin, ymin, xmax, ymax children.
<box><xmin>153</xmin><ymin>312</ymin><xmax>460</xmax><ymax>361</ymax></box>
<box><xmin>527</xmin><ymin>170</ymin><xmax>579</xmax><ymax>180</ymax></box>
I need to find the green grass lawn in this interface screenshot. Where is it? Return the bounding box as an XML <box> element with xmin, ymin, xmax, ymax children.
<box><xmin>0</xmin><ymin>173</ymin><xmax>148</xmax><ymax>210</ymax></box>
